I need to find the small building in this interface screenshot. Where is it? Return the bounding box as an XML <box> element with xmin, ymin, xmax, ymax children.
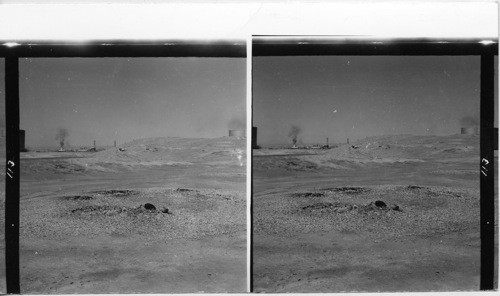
<box><xmin>461</xmin><ymin>127</ymin><xmax>479</xmax><ymax>135</ymax></box>
<box><xmin>252</xmin><ymin>127</ymin><xmax>258</xmax><ymax>148</ymax></box>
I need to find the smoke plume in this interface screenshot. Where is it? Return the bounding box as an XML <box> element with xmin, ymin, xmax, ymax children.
<box><xmin>460</xmin><ymin>116</ymin><xmax>479</xmax><ymax>127</ymax></box>
<box><xmin>288</xmin><ymin>125</ymin><xmax>301</xmax><ymax>145</ymax></box>
<box><xmin>55</xmin><ymin>128</ymin><xmax>69</xmax><ymax>148</ymax></box>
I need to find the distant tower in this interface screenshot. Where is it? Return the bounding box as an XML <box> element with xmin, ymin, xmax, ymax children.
<box><xmin>252</xmin><ymin>127</ymin><xmax>258</xmax><ymax>148</ymax></box>
<box><xmin>460</xmin><ymin>127</ymin><xmax>479</xmax><ymax>135</ymax></box>
<box><xmin>347</xmin><ymin>138</ymin><xmax>349</xmax><ymax>144</ymax></box>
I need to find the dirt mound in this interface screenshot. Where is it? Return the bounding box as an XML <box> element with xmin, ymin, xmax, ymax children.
<box><xmin>302</xmin><ymin>202</ymin><xmax>353</xmax><ymax>213</ymax></box>
<box><xmin>254</xmin><ymin>185</ymin><xmax>478</xmax><ymax>239</ymax></box>
<box><xmin>60</xmin><ymin>190</ymin><xmax>138</xmax><ymax>201</ymax></box>
<box><xmin>62</xmin><ymin>195</ymin><xmax>94</xmax><ymax>201</ymax></box>
<box><xmin>70</xmin><ymin>204</ymin><xmax>166</xmax><ymax>217</ymax></box>
<box><xmin>407</xmin><ymin>185</ymin><xmax>425</xmax><ymax>190</ymax></box>
<box><xmin>92</xmin><ymin>189</ymin><xmax>138</xmax><ymax>197</ymax></box>
<box><xmin>324</xmin><ymin>187</ymin><xmax>369</xmax><ymax>194</ymax></box>
<box><xmin>356</xmin><ymin>201</ymin><xmax>402</xmax><ymax>213</ymax></box>
<box><xmin>405</xmin><ymin>185</ymin><xmax>464</xmax><ymax>198</ymax></box>
<box><xmin>175</xmin><ymin>188</ymin><xmax>195</xmax><ymax>192</ymax></box>
<box><xmin>256</xmin><ymin>134</ymin><xmax>479</xmax><ymax>172</ymax></box>
<box><xmin>301</xmin><ymin>200</ymin><xmax>401</xmax><ymax>214</ymax></box>
<box><xmin>291</xmin><ymin>192</ymin><xmax>325</xmax><ymax>198</ymax></box>
<box><xmin>22</xmin><ymin>187</ymin><xmax>246</xmax><ymax>241</ymax></box>
<box><xmin>68</xmin><ymin>137</ymin><xmax>246</xmax><ymax>171</ymax></box>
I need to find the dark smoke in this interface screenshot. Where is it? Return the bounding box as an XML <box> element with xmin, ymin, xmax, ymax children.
<box><xmin>55</xmin><ymin>128</ymin><xmax>69</xmax><ymax>148</ymax></box>
<box><xmin>288</xmin><ymin>125</ymin><xmax>301</xmax><ymax>145</ymax></box>
<box><xmin>228</xmin><ymin>117</ymin><xmax>246</xmax><ymax>130</ymax></box>
<box><xmin>460</xmin><ymin>116</ymin><xmax>479</xmax><ymax>127</ymax></box>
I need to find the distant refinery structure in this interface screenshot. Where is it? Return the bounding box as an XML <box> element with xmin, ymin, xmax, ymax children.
<box><xmin>461</xmin><ymin>127</ymin><xmax>479</xmax><ymax>135</ymax></box>
<box><xmin>252</xmin><ymin>127</ymin><xmax>258</xmax><ymax>148</ymax></box>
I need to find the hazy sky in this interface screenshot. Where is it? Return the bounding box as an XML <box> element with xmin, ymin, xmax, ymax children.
<box><xmin>17</xmin><ymin>58</ymin><xmax>245</xmax><ymax>148</ymax></box>
<box><xmin>0</xmin><ymin>55</ymin><xmax>497</xmax><ymax>149</ymax></box>
<box><xmin>253</xmin><ymin>56</ymin><xmax>488</xmax><ymax>147</ymax></box>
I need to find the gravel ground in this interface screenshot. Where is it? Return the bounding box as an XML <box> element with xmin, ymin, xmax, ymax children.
<box><xmin>21</xmin><ymin>187</ymin><xmax>245</xmax><ymax>242</ymax></box>
<box><xmin>253</xmin><ymin>135</ymin><xmax>487</xmax><ymax>292</ymax></box>
<box><xmin>16</xmin><ymin>136</ymin><xmax>247</xmax><ymax>293</ymax></box>
<box><xmin>253</xmin><ymin>185</ymin><xmax>479</xmax><ymax>240</ymax></box>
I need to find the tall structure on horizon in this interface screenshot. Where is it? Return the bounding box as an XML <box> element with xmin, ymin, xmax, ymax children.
<box><xmin>252</xmin><ymin>127</ymin><xmax>258</xmax><ymax>148</ymax></box>
<box><xmin>460</xmin><ymin>127</ymin><xmax>479</xmax><ymax>135</ymax></box>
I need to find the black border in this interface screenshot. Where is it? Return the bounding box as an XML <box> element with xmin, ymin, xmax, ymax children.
<box><xmin>4</xmin><ymin>56</ymin><xmax>19</xmax><ymax>294</ymax></box>
<box><xmin>253</xmin><ymin>37</ymin><xmax>498</xmax><ymax>56</ymax></box>
<box><xmin>0</xmin><ymin>41</ymin><xmax>246</xmax><ymax>58</ymax></box>
<box><xmin>1</xmin><ymin>41</ymin><xmax>246</xmax><ymax>294</ymax></box>
<box><xmin>251</xmin><ymin>36</ymin><xmax>498</xmax><ymax>291</ymax></box>
<box><xmin>480</xmin><ymin>54</ymin><xmax>495</xmax><ymax>290</ymax></box>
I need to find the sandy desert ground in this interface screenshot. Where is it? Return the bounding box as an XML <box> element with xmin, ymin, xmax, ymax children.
<box><xmin>1</xmin><ymin>137</ymin><xmax>246</xmax><ymax>293</ymax></box>
<box><xmin>253</xmin><ymin>134</ymin><xmax>497</xmax><ymax>292</ymax></box>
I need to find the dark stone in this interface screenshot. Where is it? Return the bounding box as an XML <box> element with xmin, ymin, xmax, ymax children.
<box><xmin>391</xmin><ymin>205</ymin><xmax>401</xmax><ymax>211</ymax></box>
<box><xmin>374</xmin><ymin>200</ymin><xmax>387</xmax><ymax>208</ymax></box>
<box><xmin>407</xmin><ymin>185</ymin><xmax>424</xmax><ymax>190</ymax></box>
<box><xmin>144</xmin><ymin>203</ymin><xmax>156</xmax><ymax>211</ymax></box>
<box><xmin>161</xmin><ymin>207</ymin><xmax>170</xmax><ymax>214</ymax></box>
<box><xmin>175</xmin><ymin>188</ymin><xmax>193</xmax><ymax>192</ymax></box>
